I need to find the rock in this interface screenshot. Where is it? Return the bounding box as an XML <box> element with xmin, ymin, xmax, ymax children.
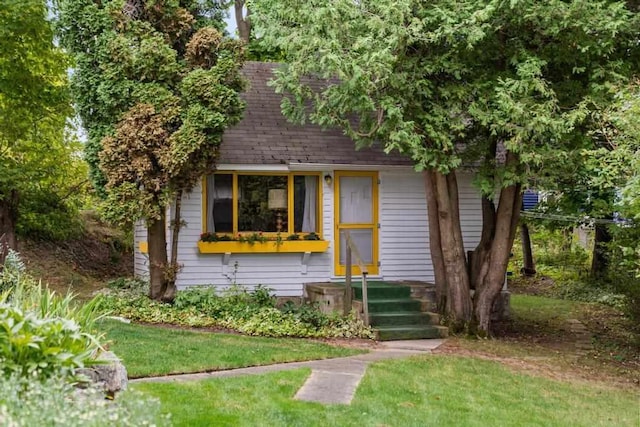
<box><xmin>77</xmin><ymin>351</ymin><xmax>128</xmax><ymax>398</ymax></box>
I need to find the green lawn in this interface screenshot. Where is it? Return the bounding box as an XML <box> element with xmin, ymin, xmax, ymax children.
<box><xmin>133</xmin><ymin>355</ymin><xmax>639</xmax><ymax>427</ymax></box>
<box><xmin>101</xmin><ymin>320</ymin><xmax>365</xmax><ymax>378</ymax></box>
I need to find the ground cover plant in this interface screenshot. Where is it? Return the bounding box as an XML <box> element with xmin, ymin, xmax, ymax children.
<box><xmin>100</xmin><ymin>283</ymin><xmax>373</xmax><ymax>339</ymax></box>
<box><xmin>133</xmin><ymin>355</ymin><xmax>639</xmax><ymax>427</ymax></box>
<box><xmin>0</xmin><ymin>251</ymin><xmax>105</xmax><ymax>379</ymax></box>
<box><xmin>0</xmin><ymin>374</ymin><xmax>168</xmax><ymax>427</ymax></box>
<box><xmin>101</xmin><ymin>320</ymin><xmax>365</xmax><ymax>378</ymax></box>
<box><xmin>0</xmin><ymin>251</ymin><xmax>167</xmax><ymax>425</ymax></box>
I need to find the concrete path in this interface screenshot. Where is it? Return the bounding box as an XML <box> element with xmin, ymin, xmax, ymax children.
<box><xmin>132</xmin><ymin>339</ymin><xmax>445</xmax><ymax>405</ymax></box>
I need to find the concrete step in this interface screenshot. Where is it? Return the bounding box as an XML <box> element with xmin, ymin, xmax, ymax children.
<box><xmin>375</xmin><ymin>325</ymin><xmax>449</xmax><ymax>341</ymax></box>
<box><xmin>365</xmin><ymin>298</ymin><xmax>422</xmax><ymax>313</ymax></box>
<box><xmin>351</xmin><ymin>283</ymin><xmax>411</xmax><ymax>300</ymax></box>
<box><xmin>368</xmin><ymin>311</ymin><xmax>440</xmax><ymax>327</ymax></box>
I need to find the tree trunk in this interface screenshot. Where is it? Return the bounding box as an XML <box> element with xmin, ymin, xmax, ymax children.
<box><xmin>590</xmin><ymin>223</ymin><xmax>612</xmax><ymax>277</ymax></box>
<box><xmin>0</xmin><ymin>190</ymin><xmax>19</xmax><ymax>266</ymax></box>
<box><xmin>235</xmin><ymin>1</ymin><xmax>251</xmax><ymax>43</ymax></box>
<box><xmin>473</xmin><ymin>183</ymin><xmax>522</xmax><ymax>335</ymax></box>
<box><xmin>423</xmin><ymin>170</ymin><xmax>447</xmax><ymax>313</ymax></box>
<box><xmin>470</xmin><ymin>196</ymin><xmax>496</xmax><ymax>289</ymax></box>
<box><xmin>520</xmin><ymin>222</ymin><xmax>536</xmax><ymax>276</ymax></box>
<box><xmin>162</xmin><ymin>192</ymin><xmax>184</xmax><ymax>302</ymax></box>
<box><xmin>148</xmin><ymin>211</ymin><xmax>169</xmax><ymax>301</ymax></box>
<box><xmin>433</xmin><ymin>170</ymin><xmax>472</xmax><ymax>331</ymax></box>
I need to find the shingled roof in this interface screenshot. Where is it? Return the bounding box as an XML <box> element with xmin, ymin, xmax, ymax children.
<box><xmin>218</xmin><ymin>62</ymin><xmax>413</xmax><ymax>166</ymax></box>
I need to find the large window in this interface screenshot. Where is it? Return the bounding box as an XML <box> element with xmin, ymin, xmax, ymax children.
<box><xmin>204</xmin><ymin>173</ymin><xmax>321</xmax><ymax>235</ymax></box>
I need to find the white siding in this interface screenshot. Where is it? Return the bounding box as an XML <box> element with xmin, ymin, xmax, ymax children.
<box><xmin>171</xmin><ymin>180</ymin><xmax>334</xmax><ymax>297</ymax></box>
<box><xmin>133</xmin><ymin>220</ymin><xmax>148</xmax><ymax>279</ymax></box>
<box><xmin>379</xmin><ymin>171</ymin><xmax>482</xmax><ymax>282</ymax></box>
<box><xmin>132</xmin><ymin>169</ymin><xmax>484</xmax><ymax>296</ymax></box>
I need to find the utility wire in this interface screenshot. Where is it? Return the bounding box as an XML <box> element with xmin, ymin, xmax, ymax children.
<box><xmin>520</xmin><ymin>211</ymin><xmax>627</xmax><ymax>225</ymax></box>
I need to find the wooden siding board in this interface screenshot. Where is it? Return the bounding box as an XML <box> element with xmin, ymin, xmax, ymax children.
<box><xmin>379</xmin><ymin>171</ymin><xmax>482</xmax><ymax>282</ymax></box>
<box><xmin>133</xmin><ymin>168</ymin><xmax>483</xmax><ymax>296</ymax></box>
<box><xmin>133</xmin><ymin>220</ymin><xmax>148</xmax><ymax>278</ymax></box>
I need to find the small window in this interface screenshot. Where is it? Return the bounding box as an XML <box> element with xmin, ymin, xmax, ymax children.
<box><xmin>204</xmin><ymin>173</ymin><xmax>321</xmax><ymax>235</ymax></box>
<box><xmin>238</xmin><ymin>175</ymin><xmax>288</xmax><ymax>232</ymax></box>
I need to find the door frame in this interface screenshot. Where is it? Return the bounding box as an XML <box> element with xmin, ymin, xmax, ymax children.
<box><xmin>333</xmin><ymin>171</ymin><xmax>379</xmax><ymax>276</ymax></box>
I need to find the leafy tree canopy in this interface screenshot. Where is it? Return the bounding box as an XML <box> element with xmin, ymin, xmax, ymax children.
<box><xmin>253</xmin><ymin>0</ymin><xmax>640</xmax><ymax>332</ymax></box>
<box><xmin>58</xmin><ymin>0</ymin><xmax>245</xmax><ymax>223</ymax></box>
<box><xmin>254</xmin><ymin>0</ymin><xmax>639</xmax><ymax>191</ymax></box>
<box><xmin>0</xmin><ymin>0</ymin><xmax>83</xmax><ymax>246</ymax></box>
<box><xmin>58</xmin><ymin>0</ymin><xmax>246</xmax><ymax>301</ymax></box>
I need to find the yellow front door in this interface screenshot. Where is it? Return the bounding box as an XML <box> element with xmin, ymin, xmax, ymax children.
<box><xmin>334</xmin><ymin>171</ymin><xmax>379</xmax><ymax>276</ymax></box>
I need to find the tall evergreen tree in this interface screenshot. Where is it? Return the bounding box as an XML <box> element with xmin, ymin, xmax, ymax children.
<box><xmin>59</xmin><ymin>0</ymin><xmax>246</xmax><ymax>301</ymax></box>
<box><xmin>253</xmin><ymin>0</ymin><xmax>640</xmax><ymax>333</ymax></box>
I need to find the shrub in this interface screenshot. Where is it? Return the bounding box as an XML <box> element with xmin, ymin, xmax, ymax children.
<box><xmin>103</xmin><ymin>286</ymin><xmax>374</xmax><ymax>339</ymax></box>
<box><xmin>0</xmin><ymin>304</ymin><xmax>101</xmax><ymax>379</ymax></box>
<box><xmin>0</xmin><ymin>251</ymin><xmax>106</xmax><ymax>380</ymax></box>
<box><xmin>281</xmin><ymin>301</ymin><xmax>329</xmax><ymax>328</ymax></box>
<box><xmin>107</xmin><ymin>277</ymin><xmax>148</xmax><ymax>294</ymax></box>
<box><xmin>0</xmin><ymin>250</ymin><xmax>27</xmax><ymax>295</ymax></box>
<box><xmin>0</xmin><ymin>374</ymin><xmax>169</xmax><ymax>426</ymax></box>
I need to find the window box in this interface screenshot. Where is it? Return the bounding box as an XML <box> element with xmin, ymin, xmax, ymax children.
<box><xmin>197</xmin><ymin>240</ymin><xmax>329</xmax><ymax>254</ymax></box>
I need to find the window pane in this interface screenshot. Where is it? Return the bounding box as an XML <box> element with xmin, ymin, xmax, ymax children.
<box><xmin>208</xmin><ymin>174</ymin><xmax>233</xmax><ymax>233</ymax></box>
<box><xmin>294</xmin><ymin>175</ymin><xmax>319</xmax><ymax>233</ymax></box>
<box><xmin>339</xmin><ymin>229</ymin><xmax>373</xmax><ymax>264</ymax></box>
<box><xmin>238</xmin><ymin>175</ymin><xmax>288</xmax><ymax>232</ymax></box>
<box><xmin>339</xmin><ymin>176</ymin><xmax>372</xmax><ymax>223</ymax></box>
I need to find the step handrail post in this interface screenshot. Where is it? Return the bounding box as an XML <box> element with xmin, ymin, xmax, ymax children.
<box><xmin>343</xmin><ymin>230</ymin><xmax>369</xmax><ymax>326</ymax></box>
<box><xmin>362</xmin><ymin>272</ymin><xmax>369</xmax><ymax>326</ymax></box>
<box><xmin>345</xmin><ymin>244</ymin><xmax>352</xmax><ymax>316</ymax></box>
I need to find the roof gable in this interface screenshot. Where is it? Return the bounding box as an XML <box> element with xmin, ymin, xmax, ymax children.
<box><xmin>219</xmin><ymin>62</ymin><xmax>412</xmax><ymax>166</ymax></box>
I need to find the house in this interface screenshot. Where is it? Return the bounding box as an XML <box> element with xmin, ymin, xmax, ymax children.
<box><xmin>134</xmin><ymin>62</ymin><xmax>484</xmax><ymax>306</ymax></box>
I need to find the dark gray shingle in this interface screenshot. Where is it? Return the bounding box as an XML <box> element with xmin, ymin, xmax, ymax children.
<box><xmin>219</xmin><ymin>62</ymin><xmax>412</xmax><ymax>166</ymax></box>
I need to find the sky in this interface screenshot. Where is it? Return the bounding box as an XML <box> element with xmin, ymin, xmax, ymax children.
<box><xmin>224</xmin><ymin>5</ymin><xmax>238</xmax><ymax>37</ymax></box>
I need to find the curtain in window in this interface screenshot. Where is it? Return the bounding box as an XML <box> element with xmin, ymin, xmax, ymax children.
<box><xmin>206</xmin><ymin>175</ymin><xmax>216</xmax><ymax>232</ymax></box>
<box><xmin>301</xmin><ymin>176</ymin><xmax>317</xmax><ymax>232</ymax></box>
<box><xmin>207</xmin><ymin>175</ymin><xmax>233</xmax><ymax>232</ymax></box>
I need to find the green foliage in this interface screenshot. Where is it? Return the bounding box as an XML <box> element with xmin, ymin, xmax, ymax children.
<box><xmin>0</xmin><ymin>0</ymin><xmax>86</xmax><ymax>244</ymax></box>
<box><xmin>0</xmin><ymin>303</ymin><xmax>99</xmax><ymax>379</ymax></box>
<box><xmin>0</xmin><ymin>374</ymin><xmax>169</xmax><ymax>427</ymax></box>
<box><xmin>101</xmin><ymin>286</ymin><xmax>373</xmax><ymax>339</ymax></box>
<box><xmin>303</xmin><ymin>232</ymin><xmax>321</xmax><ymax>241</ymax></box>
<box><xmin>281</xmin><ymin>301</ymin><xmax>329</xmax><ymax>328</ymax></box>
<box><xmin>107</xmin><ymin>277</ymin><xmax>149</xmax><ymax>294</ymax></box>
<box><xmin>254</xmin><ymin>0</ymin><xmax>639</xmax><ymax>192</ymax></box>
<box><xmin>200</xmin><ymin>232</ymin><xmax>233</xmax><ymax>242</ymax></box>
<box><xmin>605</xmin><ymin>226</ymin><xmax>640</xmax><ymax>319</ymax></box>
<box><xmin>58</xmin><ymin>1</ymin><xmax>246</xmax><ymax>226</ymax></box>
<box><xmin>511</xmin><ymin>225</ymin><xmax>633</xmax><ymax>314</ymax></box>
<box><xmin>0</xmin><ymin>250</ymin><xmax>26</xmax><ymax>294</ymax></box>
<box><xmin>0</xmin><ymin>252</ymin><xmax>106</xmax><ymax>379</ymax></box>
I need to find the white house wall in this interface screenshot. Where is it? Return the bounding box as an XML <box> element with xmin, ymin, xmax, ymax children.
<box><xmin>378</xmin><ymin>171</ymin><xmax>482</xmax><ymax>282</ymax></box>
<box><xmin>133</xmin><ymin>169</ymin><xmax>484</xmax><ymax>296</ymax></box>
<box><xmin>167</xmin><ymin>181</ymin><xmax>333</xmax><ymax>297</ymax></box>
<box><xmin>133</xmin><ymin>220</ymin><xmax>148</xmax><ymax>278</ymax></box>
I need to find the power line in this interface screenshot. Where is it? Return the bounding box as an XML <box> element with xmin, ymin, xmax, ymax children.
<box><xmin>520</xmin><ymin>211</ymin><xmax>627</xmax><ymax>225</ymax></box>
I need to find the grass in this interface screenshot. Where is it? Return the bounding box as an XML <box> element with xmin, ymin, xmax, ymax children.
<box><xmin>438</xmin><ymin>294</ymin><xmax>640</xmax><ymax>386</ymax></box>
<box><xmin>134</xmin><ymin>355</ymin><xmax>640</xmax><ymax>427</ymax></box>
<box><xmin>101</xmin><ymin>320</ymin><xmax>365</xmax><ymax>378</ymax></box>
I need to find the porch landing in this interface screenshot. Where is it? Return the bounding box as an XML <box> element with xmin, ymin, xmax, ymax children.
<box><xmin>304</xmin><ymin>281</ymin><xmax>448</xmax><ymax>341</ymax></box>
